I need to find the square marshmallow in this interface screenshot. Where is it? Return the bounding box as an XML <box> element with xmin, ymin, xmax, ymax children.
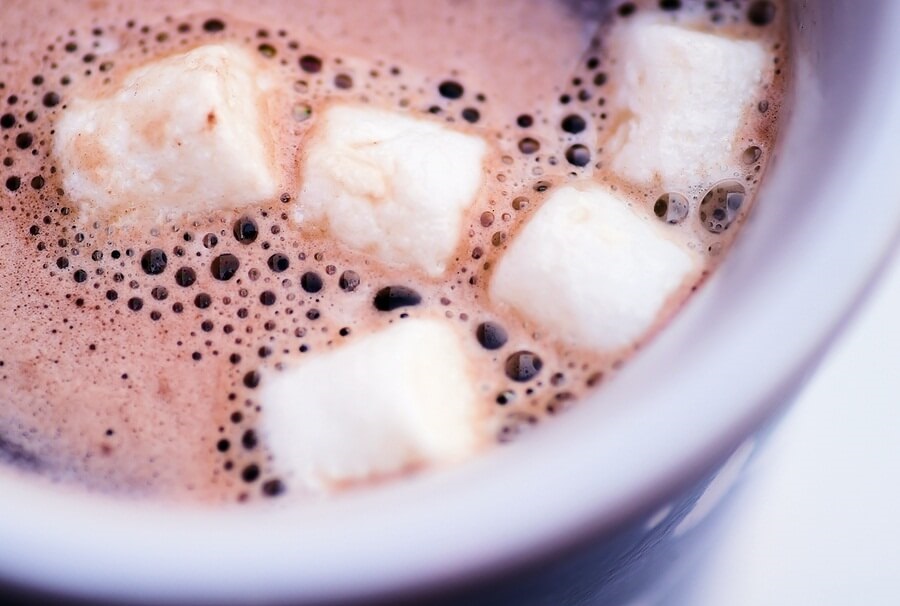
<box><xmin>605</xmin><ymin>18</ymin><xmax>767</xmax><ymax>190</ymax></box>
<box><xmin>54</xmin><ymin>44</ymin><xmax>279</xmax><ymax>221</ymax></box>
<box><xmin>297</xmin><ymin>105</ymin><xmax>488</xmax><ymax>277</ymax></box>
<box><xmin>489</xmin><ymin>183</ymin><xmax>699</xmax><ymax>353</ymax></box>
<box><xmin>259</xmin><ymin>318</ymin><xmax>483</xmax><ymax>491</ymax></box>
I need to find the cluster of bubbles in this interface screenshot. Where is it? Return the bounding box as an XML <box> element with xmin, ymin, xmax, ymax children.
<box><xmin>0</xmin><ymin>0</ymin><xmax>784</xmax><ymax>501</ymax></box>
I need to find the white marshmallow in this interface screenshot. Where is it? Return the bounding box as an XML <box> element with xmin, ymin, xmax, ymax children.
<box><xmin>297</xmin><ymin>105</ymin><xmax>487</xmax><ymax>277</ymax></box>
<box><xmin>489</xmin><ymin>183</ymin><xmax>699</xmax><ymax>353</ymax></box>
<box><xmin>605</xmin><ymin>18</ymin><xmax>767</xmax><ymax>190</ymax></box>
<box><xmin>54</xmin><ymin>44</ymin><xmax>279</xmax><ymax>221</ymax></box>
<box><xmin>259</xmin><ymin>318</ymin><xmax>483</xmax><ymax>491</ymax></box>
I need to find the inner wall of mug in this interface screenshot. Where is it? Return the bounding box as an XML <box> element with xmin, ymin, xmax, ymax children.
<box><xmin>1</xmin><ymin>1</ymin><xmax>900</xmax><ymax>603</ymax></box>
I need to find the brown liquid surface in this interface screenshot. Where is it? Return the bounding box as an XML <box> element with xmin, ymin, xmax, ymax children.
<box><xmin>0</xmin><ymin>0</ymin><xmax>787</xmax><ymax>502</ymax></box>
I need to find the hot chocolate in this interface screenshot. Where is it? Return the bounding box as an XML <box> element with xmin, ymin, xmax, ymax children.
<box><xmin>0</xmin><ymin>0</ymin><xmax>787</xmax><ymax>502</ymax></box>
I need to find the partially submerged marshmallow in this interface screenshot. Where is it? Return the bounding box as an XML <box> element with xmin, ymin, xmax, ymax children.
<box><xmin>605</xmin><ymin>18</ymin><xmax>767</xmax><ymax>190</ymax></box>
<box><xmin>259</xmin><ymin>318</ymin><xmax>483</xmax><ymax>491</ymax></box>
<box><xmin>54</xmin><ymin>44</ymin><xmax>279</xmax><ymax>221</ymax></box>
<box><xmin>490</xmin><ymin>183</ymin><xmax>700</xmax><ymax>353</ymax></box>
<box><xmin>297</xmin><ymin>105</ymin><xmax>487</xmax><ymax>277</ymax></box>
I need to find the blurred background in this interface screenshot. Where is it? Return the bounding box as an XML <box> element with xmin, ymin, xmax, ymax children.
<box><xmin>679</xmin><ymin>242</ymin><xmax>900</xmax><ymax>605</ymax></box>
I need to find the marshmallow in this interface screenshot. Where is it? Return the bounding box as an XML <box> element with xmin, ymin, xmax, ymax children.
<box><xmin>604</xmin><ymin>18</ymin><xmax>767</xmax><ymax>190</ymax></box>
<box><xmin>489</xmin><ymin>183</ymin><xmax>700</xmax><ymax>352</ymax></box>
<box><xmin>54</xmin><ymin>44</ymin><xmax>279</xmax><ymax>221</ymax></box>
<box><xmin>259</xmin><ymin>318</ymin><xmax>483</xmax><ymax>491</ymax></box>
<box><xmin>297</xmin><ymin>105</ymin><xmax>487</xmax><ymax>277</ymax></box>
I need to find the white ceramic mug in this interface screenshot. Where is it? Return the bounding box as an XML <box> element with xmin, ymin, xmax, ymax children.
<box><xmin>1</xmin><ymin>1</ymin><xmax>899</xmax><ymax>603</ymax></box>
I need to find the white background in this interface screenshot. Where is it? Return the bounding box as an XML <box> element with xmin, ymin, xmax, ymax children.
<box><xmin>683</xmin><ymin>244</ymin><xmax>900</xmax><ymax>605</ymax></box>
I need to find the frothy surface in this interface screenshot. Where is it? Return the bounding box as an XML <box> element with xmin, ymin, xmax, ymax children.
<box><xmin>0</xmin><ymin>0</ymin><xmax>787</xmax><ymax>502</ymax></box>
